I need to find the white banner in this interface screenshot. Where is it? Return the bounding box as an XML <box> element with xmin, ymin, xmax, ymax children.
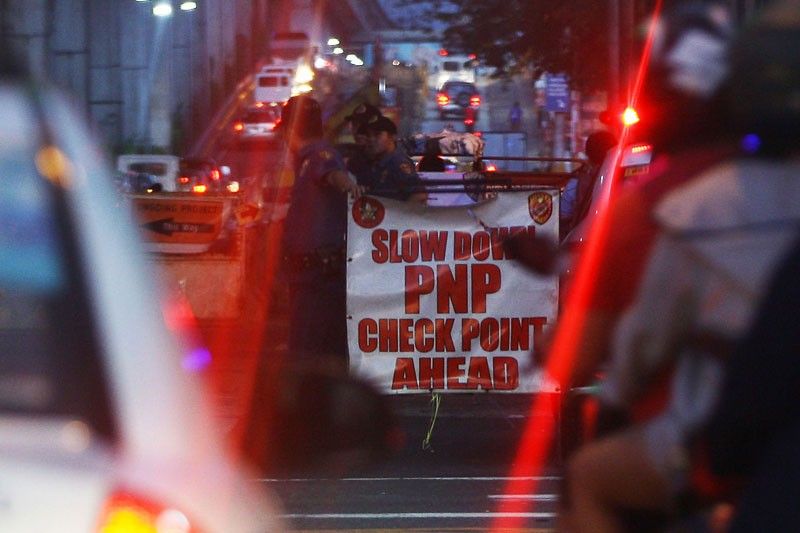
<box><xmin>347</xmin><ymin>190</ymin><xmax>560</xmax><ymax>394</ymax></box>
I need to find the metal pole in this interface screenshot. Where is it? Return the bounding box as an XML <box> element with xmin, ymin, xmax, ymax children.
<box><xmin>554</xmin><ymin>112</ymin><xmax>565</xmax><ymax>158</ymax></box>
<box><xmin>622</xmin><ymin>0</ymin><xmax>635</xmax><ymax>102</ymax></box>
<box><xmin>609</xmin><ymin>0</ymin><xmax>620</xmax><ymax>112</ymax></box>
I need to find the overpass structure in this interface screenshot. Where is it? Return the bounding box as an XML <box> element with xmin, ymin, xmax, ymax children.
<box><xmin>0</xmin><ymin>0</ymin><xmax>392</xmax><ymax>154</ymax></box>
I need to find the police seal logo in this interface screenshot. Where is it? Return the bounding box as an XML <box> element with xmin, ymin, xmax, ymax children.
<box><xmin>528</xmin><ymin>192</ymin><xmax>553</xmax><ymax>224</ymax></box>
<box><xmin>352</xmin><ymin>196</ymin><xmax>385</xmax><ymax>229</ymax></box>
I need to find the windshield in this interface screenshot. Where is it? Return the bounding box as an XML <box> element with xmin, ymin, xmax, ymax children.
<box><xmin>0</xmin><ymin>110</ymin><xmax>112</xmax><ymax>438</ymax></box>
<box><xmin>128</xmin><ymin>162</ymin><xmax>168</xmax><ymax>176</ymax></box>
<box><xmin>244</xmin><ymin>109</ymin><xmax>279</xmax><ymax>123</ymax></box>
<box><xmin>442</xmin><ymin>82</ymin><xmax>475</xmax><ymax>93</ymax></box>
<box><xmin>258</xmin><ymin>76</ymin><xmax>289</xmax><ymax>87</ymax></box>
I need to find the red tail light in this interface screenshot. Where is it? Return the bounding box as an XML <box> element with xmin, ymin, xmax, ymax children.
<box><xmin>464</xmin><ymin>118</ymin><xmax>475</xmax><ymax>125</ymax></box>
<box><xmin>437</xmin><ymin>93</ymin><xmax>449</xmax><ymax>106</ymax></box>
<box><xmin>177</xmin><ymin>176</ymin><xmax>190</xmax><ymax>185</ymax></box>
<box><xmin>210</xmin><ymin>169</ymin><xmax>220</xmax><ymax>181</ymax></box>
<box><xmin>233</xmin><ymin>121</ymin><xmax>244</xmax><ymax>132</ymax></box>
<box><xmin>96</xmin><ymin>490</ymin><xmax>199</xmax><ymax>533</ymax></box>
<box><xmin>486</xmin><ymin>163</ymin><xmax>497</xmax><ymax>172</ymax></box>
<box><xmin>192</xmin><ymin>184</ymin><xmax>207</xmax><ymax>193</ymax></box>
<box><xmin>470</xmin><ymin>96</ymin><xmax>481</xmax><ymax>107</ymax></box>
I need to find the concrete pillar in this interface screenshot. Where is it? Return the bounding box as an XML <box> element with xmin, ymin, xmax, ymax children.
<box><xmin>119</xmin><ymin>1</ymin><xmax>150</xmax><ymax>147</ymax></box>
<box><xmin>148</xmin><ymin>16</ymin><xmax>175</xmax><ymax>150</ymax></box>
<box><xmin>88</xmin><ymin>0</ymin><xmax>121</xmax><ymax>148</ymax></box>
<box><xmin>2</xmin><ymin>0</ymin><xmax>50</xmax><ymax>79</ymax></box>
<box><xmin>49</xmin><ymin>0</ymin><xmax>89</xmax><ymax>102</ymax></box>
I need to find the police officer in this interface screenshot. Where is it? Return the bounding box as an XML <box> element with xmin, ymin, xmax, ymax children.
<box><xmin>362</xmin><ymin>116</ymin><xmax>427</xmax><ymax>203</ymax></box>
<box><xmin>342</xmin><ymin>103</ymin><xmax>382</xmax><ymax>178</ymax></box>
<box><xmin>345</xmin><ymin>102</ymin><xmax>382</xmax><ymax>132</ymax></box>
<box><xmin>275</xmin><ymin>95</ymin><xmax>362</xmax><ymax>365</ymax></box>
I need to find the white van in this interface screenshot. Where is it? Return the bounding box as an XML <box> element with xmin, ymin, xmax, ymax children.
<box><xmin>254</xmin><ymin>65</ymin><xmax>294</xmax><ymax>104</ymax></box>
<box><xmin>116</xmin><ymin>154</ymin><xmax>180</xmax><ymax>192</ymax></box>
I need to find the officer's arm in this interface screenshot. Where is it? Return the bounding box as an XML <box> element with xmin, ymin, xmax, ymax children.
<box><xmin>398</xmin><ymin>159</ymin><xmax>428</xmax><ymax>204</ymax></box>
<box><xmin>326</xmin><ymin>170</ymin><xmax>364</xmax><ymax>198</ymax></box>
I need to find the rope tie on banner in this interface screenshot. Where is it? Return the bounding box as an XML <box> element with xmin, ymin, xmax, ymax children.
<box><xmin>422</xmin><ymin>392</ymin><xmax>441</xmax><ymax>452</ymax></box>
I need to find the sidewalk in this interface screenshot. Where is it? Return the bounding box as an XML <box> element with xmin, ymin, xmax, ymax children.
<box><xmin>479</xmin><ymin>76</ymin><xmax>544</xmax><ymax>157</ymax></box>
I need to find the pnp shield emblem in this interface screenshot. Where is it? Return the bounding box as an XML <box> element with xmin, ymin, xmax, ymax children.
<box><xmin>528</xmin><ymin>192</ymin><xmax>553</xmax><ymax>224</ymax></box>
<box><xmin>352</xmin><ymin>196</ymin><xmax>385</xmax><ymax>229</ymax></box>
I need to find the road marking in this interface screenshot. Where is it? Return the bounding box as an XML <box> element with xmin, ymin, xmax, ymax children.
<box><xmin>281</xmin><ymin>512</ymin><xmax>557</xmax><ymax>519</ymax></box>
<box><xmin>488</xmin><ymin>494</ymin><xmax>559</xmax><ymax>502</ymax></box>
<box><xmin>260</xmin><ymin>476</ymin><xmax>562</xmax><ymax>482</ymax></box>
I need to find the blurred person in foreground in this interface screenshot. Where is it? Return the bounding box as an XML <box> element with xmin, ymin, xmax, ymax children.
<box><xmin>699</xmin><ymin>3</ymin><xmax>800</xmax><ymax>529</ymax></box>
<box><xmin>276</xmin><ymin>95</ymin><xmax>363</xmax><ymax>367</ymax></box>
<box><xmin>362</xmin><ymin>116</ymin><xmax>427</xmax><ymax>203</ymax></box>
<box><xmin>557</xmin><ymin>0</ymin><xmax>738</xmax><ymax>452</ymax></box>
<box><xmin>563</xmin><ymin>1</ymin><xmax>800</xmax><ymax>531</ymax></box>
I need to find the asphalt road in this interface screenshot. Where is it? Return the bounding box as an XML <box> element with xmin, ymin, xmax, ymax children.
<box><xmin>265</xmin><ymin>394</ymin><xmax>563</xmax><ymax>532</ymax></box>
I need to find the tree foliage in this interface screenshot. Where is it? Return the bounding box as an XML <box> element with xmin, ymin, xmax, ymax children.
<box><xmin>397</xmin><ymin>0</ymin><xmax>653</xmax><ymax>92</ymax></box>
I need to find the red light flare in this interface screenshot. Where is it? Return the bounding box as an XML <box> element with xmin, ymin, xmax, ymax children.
<box><xmin>490</xmin><ymin>1</ymin><xmax>663</xmax><ymax>530</ymax></box>
<box><xmin>222</xmin><ymin>109</ymin><xmax>296</xmax><ymax>465</ymax></box>
<box><xmin>229</xmin><ymin>0</ymin><xmax>328</xmax><ymax>460</ymax></box>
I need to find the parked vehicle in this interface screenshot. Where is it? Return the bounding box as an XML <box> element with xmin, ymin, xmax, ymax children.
<box><xmin>178</xmin><ymin>156</ymin><xmax>234</xmax><ymax>193</ymax></box>
<box><xmin>114</xmin><ymin>171</ymin><xmax>163</xmax><ymax>194</ymax></box>
<box><xmin>116</xmin><ymin>153</ymin><xmax>180</xmax><ymax>192</ymax></box>
<box><xmin>437</xmin><ymin>80</ymin><xmax>481</xmax><ymax>120</ymax></box>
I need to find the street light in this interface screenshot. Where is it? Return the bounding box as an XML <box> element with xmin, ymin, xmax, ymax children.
<box><xmin>327</xmin><ymin>37</ymin><xmax>340</xmax><ymax>46</ymax></box>
<box><xmin>332</xmin><ymin>47</ymin><xmax>344</xmax><ymax>55</ymax></box>
<box><xmin>153</xmin><ymin>1</ymin><xmax>173</xmax><ymax>17</ymax></box>
<box><xmin>180</xmin><ymin>1</ymin><xmax>197</xmax><ymax>11</ymax></box>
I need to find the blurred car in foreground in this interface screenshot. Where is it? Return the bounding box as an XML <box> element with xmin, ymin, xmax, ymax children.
<box><xmin>0</xmin><ymin>78</ymin><xmax>283</xmax><ymax>530</ymax></box>
<box><xmin>233</xmin><ymin>103</ymin><xmax>280</xmax><ymax>145</ymax></box>
<box><xmin>563</xmin><ymin>142</ymin><xmax>653</xmax><ymax>250</ymax></box>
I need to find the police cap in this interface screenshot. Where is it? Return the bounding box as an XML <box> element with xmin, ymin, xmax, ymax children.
<box><xmin>345</xmin><ymin>103</ymin><xmax>382</xmax><ymax>126</ymax></box>
<box><xmin>274</xmin><ymin>95</ymin><xmax>322</xmax><ymax>136</ymax></box>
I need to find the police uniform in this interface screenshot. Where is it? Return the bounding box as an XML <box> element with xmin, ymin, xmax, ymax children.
<box><xmin>282</xmin><ymin>139</ymin><xmax>349</xmax><ymax>361</ymax></box>
<box><xmin>360</xmin><ymin>147</ymin><xmax>422</xmax><ymax>201</ymax></box>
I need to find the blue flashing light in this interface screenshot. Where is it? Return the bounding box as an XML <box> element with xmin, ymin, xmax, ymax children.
<box><xmin>741</xmin><ymin>133</ymin><xmax>761</xmax><ymax>154</ymax></box>
<box><xmin>182</xmin><ymin>347</ymin><xmax>212</xmax><ymax>372</ymax></box>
